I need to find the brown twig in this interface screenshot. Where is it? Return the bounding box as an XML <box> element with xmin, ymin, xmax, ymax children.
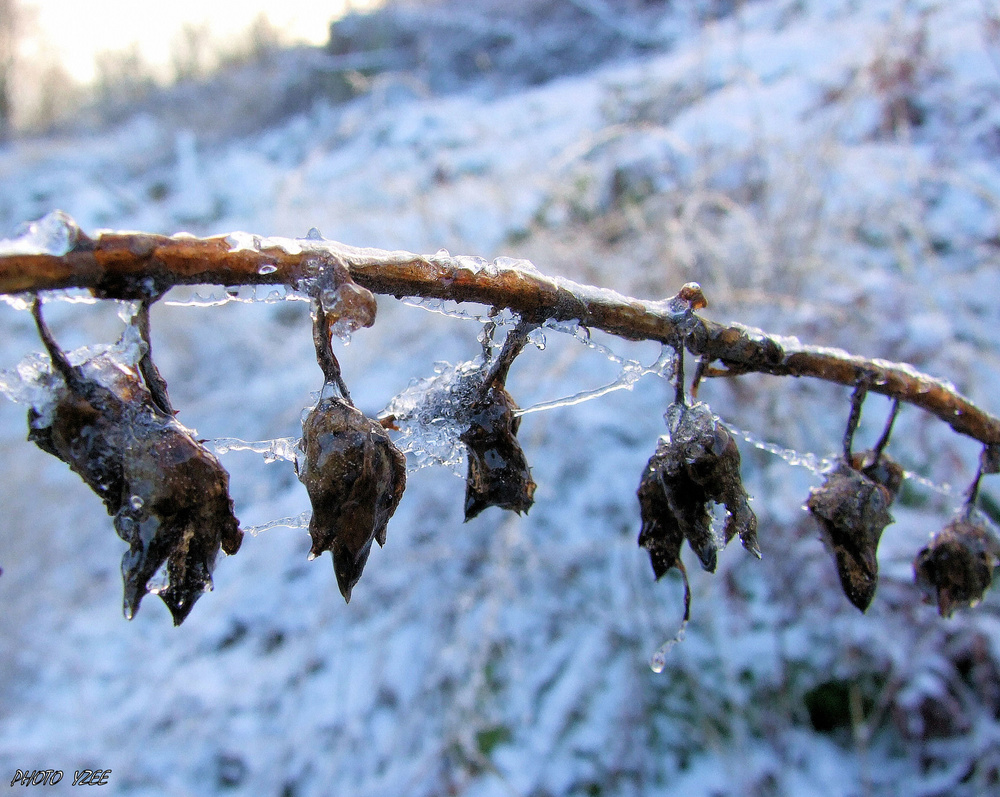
<box><xmin>2</xmin><ymin>224</ymin><xmax>999</xmax><ymax>449</ymax></box>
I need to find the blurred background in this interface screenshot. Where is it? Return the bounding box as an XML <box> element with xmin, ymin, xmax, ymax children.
<box><xmin>1</xmin><ymin>1</ymin><xmax>1000</xmax><ymax>795</ymax></box>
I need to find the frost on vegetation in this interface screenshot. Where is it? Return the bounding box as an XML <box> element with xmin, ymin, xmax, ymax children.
<box><xmin>0</xmin><ymin>210</ymin><xmax>83</xmax><ymax>256</ymax></box>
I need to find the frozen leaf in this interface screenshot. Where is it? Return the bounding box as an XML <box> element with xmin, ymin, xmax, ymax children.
<box><xmin>914</xmin><ymin>518</ymin><xmax>999</xmax><ymax>617</ymax></box>
<box><xmin>461</xmin><ymin>383</ymin><xmax>536</xmax><ymax>520</ymax></box>
<box><xmin>637</xmin><ymin>401</ymin><xmax>758</xmax><ymax>579</ymax></box>
<box><xmin>298</xmin><ymin>396</ymin><xmax>406</xmax><ymax>603</ymax></box>
<box><xmin>28</xmin><ymin>350</ymin><xmax>242</xmax><ymax>625</ymax></box>
<box><xmin>806</xmin><ymin>451</ymin><xmax>902</xmax><ymax>612</ymax></box>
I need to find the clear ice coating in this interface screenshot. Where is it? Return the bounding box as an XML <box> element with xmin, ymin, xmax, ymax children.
<box><xmin>246</xmin><ymin>511</ymin><xmax>312</xmax><ymax>536</ymax></box>
<box><xmin>318</xmin><ymin>279</ymin><xmax>377</xmax><ymax>341</ymax></box>
<box><xmin>209</xmin><ymin>437</ymin><xmax>300</xmax><ymax>464</ymax></box>
<box><xmin>0</xmin><ymin>210</ymin><xmax>82</xmax><ymax>256</ymax></box>
<box><xmin>384</xmin><ymin>359</ymin><xmax>488</xmax><ymax>472</ymax></box>
<box><xmin>650</xmin><ymin>621</ymin><xmax>687</xmax><ymax>673</ymax></box>
<box><xmin>726</xmin><ymin>424</ymin><xmax>831</xmax><ymax>475</ymax></box>
<box><xmin>165</xmin><ymin>285</ymin><xmax>303</xmax><ymax>307</ymax></box>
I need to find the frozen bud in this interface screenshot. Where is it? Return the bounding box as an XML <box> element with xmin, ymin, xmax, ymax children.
<box><xmin>303</xmin><ymin>252</ymin><xmax>378</xmax><ymax>340</ymax></box>
<box><xmin>28</xmin><ymin>358</ymin><xmax>241</xmax><ymax>625</ymax></box>
<box><xmin>637</xmin><ymin>402</ymin><xmax>758</xmax><ymax>578</ymax></box>
<box><xmin>460</xmin><ymin>384</ymin><xmax>536</xmax><ymax>521</ymax></box>
<box><xmin>117</xmin><ymin>419</ymin><xmax>242</xmax><ymax>624</ymax></box>
<box><xmin>676</xmin><ymin>282</ymin><xmax>708</xmax><ymax>310</ymax></box>
<box><xmin>320</xmin><ymin>280</ymin><xmax>377</xmax><ymax>340</ymax></box>
<box><xmin>851</xmin><ymin>449</ymin><xmax>904</xmax><ymax>498</ymax></box>
<box><xmin>806</xmin><ymin>451</ymin><xmax>902</xmax><ymax>612</ymax></box>
<box><xmin>914</xmin><ymin>519</ymin><xmax>998</xmax><ymax>617</ymax></box>
<box><xmin>298</xmin><ymin>397</ymin><xmax>406</xmax><ymax>603</ymax></box>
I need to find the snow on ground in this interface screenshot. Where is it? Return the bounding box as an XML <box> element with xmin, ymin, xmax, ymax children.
<box><xmin>2</xmin><ymin>1</ymin><xmax>1000</xmax><ymax>794</ymax></box>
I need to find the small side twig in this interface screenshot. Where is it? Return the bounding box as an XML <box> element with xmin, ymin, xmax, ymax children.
<box><xmin>136</xmin><ymin>300</ymin><xmax>174</xmax><ymax>416</ymax></box>
<box><xmin>843</xmin><ymin>379</ymin><xmax>871</xmax><ymax>460</ymax></box>
<box><xmin>312</xmin><ymin>301</ymin><xmax>353</xmax><ymax>404</ymax></box>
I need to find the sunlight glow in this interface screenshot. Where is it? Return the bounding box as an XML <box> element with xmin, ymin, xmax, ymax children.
<box><xmin>22</xmin><ymin>0</ymin><xmax>382</xmax><ymax>83</ymax></box>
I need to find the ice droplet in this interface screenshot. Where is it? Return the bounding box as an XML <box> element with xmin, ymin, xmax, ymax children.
<box><xmin>649</xmin><ymin>621</ymin><xmax>687</xmax><ymax>673</ymax></box>
<box><xmin>528</xmin><ymin>328</ymin><xmax>547</xmax><ymax>351</ymax></box>
<box><xmin>305</xmin><ymin>227</ymin><xmax>324</xmax><ymax>241</ymax></box>
<box><xmin>130</xmin><ymin>495</ymin><xmax>144</xmax><ymax>511</ymax></box>
<box><xmin>257</xmin><ymin>264</ymin><xmax>278</xmax><ymax>275</ymax></box>
<box><xmin>147</xmin><ymin>561</ymin><xmax>170</xmax><ymax>595</ymax></box>
<box><xmin>0</xmin><ymin>210</ymin><xmax>82</xmax><ymax>256</ymax></box>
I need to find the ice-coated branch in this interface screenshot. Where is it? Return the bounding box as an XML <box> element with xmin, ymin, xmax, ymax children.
<box><xmin>1</xmin><ymin>215</ymin><xmax>998</xmax><ymax>450</ymax></box>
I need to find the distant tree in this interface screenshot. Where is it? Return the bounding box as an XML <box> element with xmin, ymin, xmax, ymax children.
<box><xmin>0</xmin><ymin>0</ymin><xmax>20</xmax><ymax>141</ymax></box>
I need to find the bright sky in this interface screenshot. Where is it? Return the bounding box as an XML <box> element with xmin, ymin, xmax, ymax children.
<box><xmin>22</xmin><ymin>0</ymin><xmax>381</xmax><ymax>83</ymax></box>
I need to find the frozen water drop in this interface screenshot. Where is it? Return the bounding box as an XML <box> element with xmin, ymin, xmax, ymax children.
<box><xmin>257</xmin><ymin>264</ymin><xmax>278</xmax><ymax>275</ymax></box>
<box><xmin>650</xmin><ymin>651</ymin><xmax>666</xmax><ymax>674</ymax></box>
<box><xmin>147</xmin><ymin>562</ymin><xmax>170</xmax><ymax>595</ymax></box>
<box><xmin>130</xmin><ymin>495</ymin><xmax>144</xmax><ymax>511</ymax></box>
<box><xmin>305</xmin><ymin>227</ymin><xmax>323</xmax><ymax>241</ymax></box>
<box><xmin>117</xmin><ymin>301</ymin><xmax>139</xmax><ymax>324</ymax></box>
<box><xmin>528</xmin><ymin>329</ymin><xmax>546</xmax><ymax>351</ymax></box>
<box><xmin>0</xmin><ymin>210</ymin><xmax>81</xmax><ymax>256</ymax></box>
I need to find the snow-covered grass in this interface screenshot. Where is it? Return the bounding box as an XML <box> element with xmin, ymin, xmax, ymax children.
<box><xmin>2</xmin><ymin>1</ymin><xmax>1000</xmax><ymax>794</ymax></box>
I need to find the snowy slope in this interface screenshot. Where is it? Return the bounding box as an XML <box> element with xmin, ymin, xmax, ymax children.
<box><xmin>2</xmin><ymin>1</ymin><xmax>1000</xmax><ymax>795</ymax></box>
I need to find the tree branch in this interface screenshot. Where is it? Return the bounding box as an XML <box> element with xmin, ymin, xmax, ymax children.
<box><xmin>2</xmin><ymin>223</ymin><xmax>998</xmax><ymax>450</ymax></box>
